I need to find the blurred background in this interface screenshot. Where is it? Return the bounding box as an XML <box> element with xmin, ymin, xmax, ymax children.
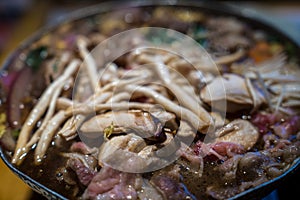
<box><xmin>0</xmin><ymin>0</ymin><xmax>299</xmax><ymax>200</ymax></box>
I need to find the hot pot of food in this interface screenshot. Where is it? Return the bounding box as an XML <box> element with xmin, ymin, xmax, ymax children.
<box><xmin>0</xmin><ymin>0</ymin><xmax>299</xmax><ymax>199</ymax></box>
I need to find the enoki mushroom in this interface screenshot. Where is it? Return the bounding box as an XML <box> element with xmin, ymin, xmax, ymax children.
<box><xmin>12</xmin><ymin>60</ymin><xmax>80</xmax><ymax>164</ymax></box>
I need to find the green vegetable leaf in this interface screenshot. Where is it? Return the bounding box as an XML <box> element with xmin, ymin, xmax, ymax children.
<box><xmin>190</xmin><ymin>25</ymin><xmax>208</xmax><ymax>47</ymax></box>
<box><xmin>145</xmin><ymin>29</ymin><xmax>176</xmax><ymax>45</ymax></box>
<box><xmin>104</xmin><ymin>122</ymin><xmax>114</xmax><ymax>140</ymax></box>
<box><xmin>25</xmin><ymin>46</ymin><xmax>48</xmax><ymax>71</ymax></box>
<box><xmin>11</xmin><ymin>129</ymin><xmax>20</xmax><ymax>138</ymax></box>
<box><xmin>52</xmin><ymin>61</ymin><xmax>58</xmax><ymax>73</ymax></box>
<box><xmin>285</xmin><ymin>42</ymin><xmax>297</xmax><ymax>58</ymax></box>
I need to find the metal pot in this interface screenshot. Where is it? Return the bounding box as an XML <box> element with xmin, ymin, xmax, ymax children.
<box><xmin>0</xmin><ymin>1</ymin><xmax>299</xmax><ymax>199</ymax></box>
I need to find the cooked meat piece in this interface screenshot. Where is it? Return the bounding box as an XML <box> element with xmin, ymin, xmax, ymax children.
<box><xmin>150</xmin><ymin>174</ymin><xmax>196</xmax><ymax>200</ymax></box>
<box><xmin>80</xmin><ymin>110</ymin><xmax>173</xmax><ymax>140</ymax></box>
<box><xmin>178</xmin><ymin>144</ymin><xmax>202</xmax><ymax>170</ymax></box>
<box><xmin>194</xmin><ymin>141</ymin><xmax>245</xmax><ymax>159</ymax></box>
<box><xmin>98</xmin><ymin>134</ymin><xmax>169</xmax><ymax>173</ymax></box>
<box><xmin>217</xmin><ymin>155</ymin><xmax>243</xmax><ymax>181</ymax></box>
<box><xmin>201</xmin><ymin>74</ymin><xmax>266</xmax><ymax>113</ymax></box>
<box><xmin>67</xmin><ymin>157</ymin><xmax>97</xmax><ymax>186</ymax></box>
<box><xmin>238</xmin><ymin>152</ymin><xmax>272</xmax><ymax>181</ymax></box>
<box><xmin>206</xmin><ymin>185</ymin><xmax>240</xmax><ymax>200</ymax></box>
<box><xmin>212</xmin><ymin>142</ymin><xmax>245</xmax><ymax>157</ymax></box>
<box><xmin>82</xmin><ymin>166</ymin><xmax>141</xmax><ymax>200</ymax></box>
<box><xmin>150</xmin><ymin>165</ymin><xmax>196</xmax><ymax>200</ymax></box>
<box><xmin>272</xmin><ymin>116</ymin><xmax>300</xmax><ymax>139</ymax></box>
<box><xmin>213</xmin><ymin>119</ymin><xmax>259</xmax><ymax>150</ymax></box>
<box><xmin>138</xmin><ymin>178</ymin><xmax>164</xmax><ymax>200</ymax></box>
<box><xmin>206</xmin><ymin>17</ymin><xmax>246</xmax><ymax>34</ymax></box>
<box><xmin>206</xmin><ymin>17</ymin><xmax>251</xmax><ymax>51</ymax></box>
<box><xmin>70</xmin><ymin>142</ymin><xmax>98</xmax><ymax>155</ymax></box>
<box><xmin>0</xmin><ymin>130</ymin><xmax>16</xmax><ymax>152</ymax></box>
<box><xmin>210</xmin><ymin>34</ymin><xmax>250</xmax><ymax>51</ymax></box>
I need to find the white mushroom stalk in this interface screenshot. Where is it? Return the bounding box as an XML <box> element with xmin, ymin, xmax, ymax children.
<box><xmin>16</xmin><ymin>78</ymin><xmax>72</xmax><ymax>160</ymax></box>
<box><xmin>274</xmin><ymin>85</ymin><xmax>286</xmax><ymax>114</ymax></box>
<box><xmin>125</xmin><ymin>48</ymin><xmax>213</xmax><ymax>131</ymax></box>
<box><xmin>58</xmin><ymin>115</ymin><xmax>85</xmax><ymax>141</ymax></box>
<box><xmin>30</xmin><ymin>79</ymin><xmax>70</xmax><ymax>144</ymax></box>
<box><xmin>98</xmin><ymin>75</ymin><xmax>150</xmax><ymax>94</ymax></box>
<box><xmin>77</xmin><ymin>35</ymin><xmax>100</xmax><ymax>92</ymax></box>
<box><xmin>63</xmin><ymin>72</ymin><xmax>152</xmax><ymax>117</ymax></box>
<box><xmin>34</xmin><ymin>110</ymin><xmax>66</xmax><ymax>164</ymax></box>
<box><xmin>12</xmin><ymin>25</ymin><xmax>299</xmax><ymax>170</ymax></box>
<box><xmin>70</xmin><ymin>92</ymin><xmax>112</xmax><ymax>114</ymax></box>
<box><xmin>58</xmin><ymin>92</ymin><xmax>112</xmax><ymax>140</ymax></box>
<box><xmin>107</xmin><ymin>92</ymin><xmax>131</xmax><ymax>103</ymax></box>
<box><xmin>56</xmin><ymin>97</ymin><xmax>73</xmax><ymax>110</ymax></box>
<box><xmin>12</xmin><ymin>60</ymin><xmax>80</xmax><ymax>164</ymax></box>
<box><xmin>231</xmin><ymin>52</ymin><xmax>300</xmax><ymax>114</ymax></box>
<box><xmin>253</xmin><ymin>70</ymin><xmax>273</xmax><ymax>111</ymax></box>
<box><xmin>31</xmin><ymin>91</ymin><xmax>113</xmax><ymax>164</ymax></box>
<box><xmin>131</xmin><ymin>48</ymin><xmax>203</xmax><ymax>106</ymax></box>
<box><xmin>123</xmin><ymin>84</ymin><xmax>211</xmax><ymax>132</ymax></box>
<box><xmin>214</xmin><ymin>49</ymin><xmax>245</xmax><ymax>65</ymax></box>
<box><xmin>67</xmin><ymin>102</ymin><xmax>155</xmax><ymax>116</ymax></box>
<box><xmin>245</xmin><ymin>77</ymin><xmax>262</xmax><ymax>113</ymax></box>
<box><xmin>153</xmin><ymin>60</ymin><xmax>210</xmax><ymax>123</ymax></box>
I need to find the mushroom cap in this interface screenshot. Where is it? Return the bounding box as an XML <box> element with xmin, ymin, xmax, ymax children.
<box><xmin>200</xmin><ymin>73</ymin><xmax>253</xmax><ymax>113</ymax></box>
<box><xmin>214</xmin><ymin>119</ymin><xmax>259</xmax><ymax>150</ymax></box>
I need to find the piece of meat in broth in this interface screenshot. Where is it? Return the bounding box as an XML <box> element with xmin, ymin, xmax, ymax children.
<box><xmin>200</xmin><ymin>74</ymin><xmax>265</xmax><ymax>113</ymax></box>
<box><xmin>80</xmin><ymin>110</ymin><xmax>175</xmax><ymax>141</ymax></box>
<box><xmin>213</xmin><ymin>119</ymin><xmax>259</xmax><ymax>150</ymax></box>
<box><xmin>82</xmin><ymin>166</ymin><xmax>140</xmax><ymax>200</ymax></box>
<box><xmin>98</xmin><ymin>134</ymin><xmax>169</xmax><ymax>172</ymax></box>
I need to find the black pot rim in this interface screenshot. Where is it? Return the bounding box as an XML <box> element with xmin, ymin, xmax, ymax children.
<box><xmin>1</xmin><ymin>1</ymin><xmax>299</xmax><ymax>199</ymax></box>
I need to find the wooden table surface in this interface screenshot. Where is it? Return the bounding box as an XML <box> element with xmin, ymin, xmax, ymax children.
<box><xmin>0</xmin><ymin>160</ymin><xmax>32</xmax><ymax>200</ymax></box>
<box><xmin>0</xmin><ymin>1</ymin><xmax>101</xmax><ymax>199</ymax></box>
<box><xmin>0</xmin><ymin>1</ymin><xmax>53</xmax><ymax>199</ymax></box>
<box><xmin>0</xmin><ymin>1</ymin><xmax>299</xmax><ymax>200</ymax></box>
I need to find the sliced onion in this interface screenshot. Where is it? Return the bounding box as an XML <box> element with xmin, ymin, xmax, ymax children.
<box><xmin>0</xmin><ymin>71</ymin><xmax>18</xmax><ymax>93</ymax></box>
<box><xmin>6</xmin><ymin>67</ymin><xmax>32</xmax><ymax>128</ymax></box>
